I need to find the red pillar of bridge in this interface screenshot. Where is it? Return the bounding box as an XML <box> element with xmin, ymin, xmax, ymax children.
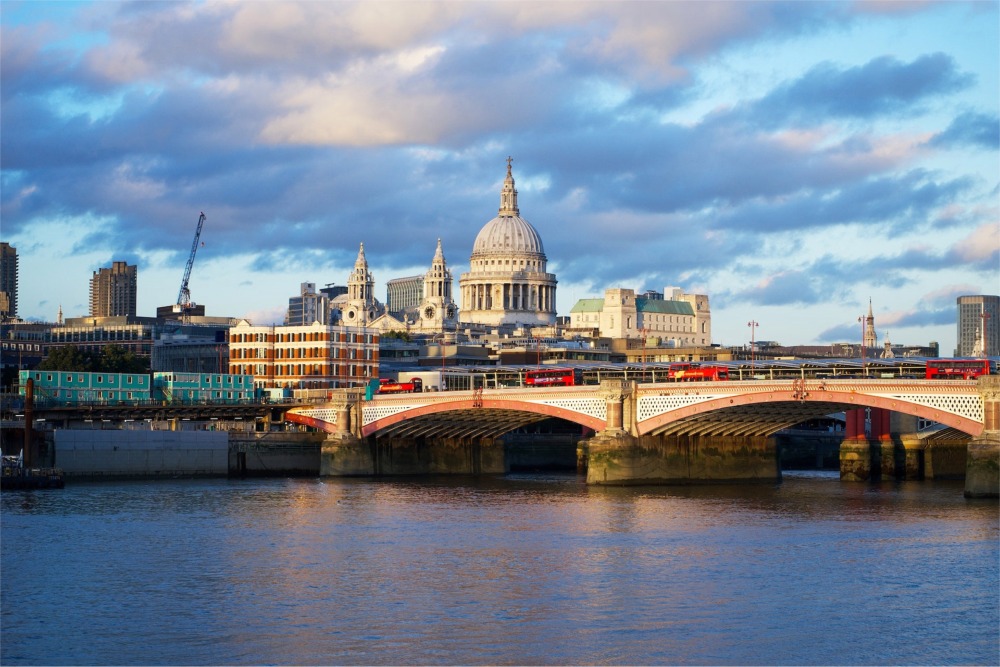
<box><xmin>872</xmin><ymin>408</ymin><xmax>891</xmax><ymax>442</ymax></box>
<box><xmin>841</xmin><ymin>408</ymin><xmax>874</xmax><ymax>482</ymax></box>
<box><xmin>844</xmin><ymin>409</ymin><xmax>866</xmax><ymax>441</ymax></box>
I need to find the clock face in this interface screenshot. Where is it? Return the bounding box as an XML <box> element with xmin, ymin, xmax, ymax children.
<box><xmin>424</xmin><ymin>306</ymin><xmax>436</xmax><ymax>319</ymax></box>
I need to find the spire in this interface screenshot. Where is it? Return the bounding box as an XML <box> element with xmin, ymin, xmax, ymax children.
<box><xmin>498</xmin><ymin>156</ymin><xmax>519</xmax><ymax>216</ymax></box>
<box><xmin>433</xmin><ymin>237</ymin><xmax>445</xmax><ymax>265</ymax></box>
<box><xmin>354</xmin><ymin>242</ymin><xmax>368</xmax><ymax>270</ymax></box>
<box><xmin>863</xmin><ymin>298</ymin><xmax>878</xmax><ymax>350</ymax></box>
<box><xmin>57</xmin><ymin>304</ymin><xmax>63</xmax><ymax>325</ymax></box>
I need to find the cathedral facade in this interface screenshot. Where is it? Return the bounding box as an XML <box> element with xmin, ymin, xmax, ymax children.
<box><xmin>458</xmin><ymin>159</ymin><xmax>557</xmax><ymax>329</ymax></box>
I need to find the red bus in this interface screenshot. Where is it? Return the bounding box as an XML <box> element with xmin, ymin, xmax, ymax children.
<box><xmin>377</xmin><ymin>377</ymin><xmax>424</xmax><ymax>394</ymax></box>
<box><xmin>925</xmin><ymin>359</ymin><xmax>992</xmax><ymax>380</ymax></box>
<box><xmin>524</xmin><ymin>367</ymin><xmax>581</xmax><ymax>387</ymax></box>
<box><xmin>667</xmin><ymin>363</ymin><xmax>729</xmax><ymax>381</ymax></box>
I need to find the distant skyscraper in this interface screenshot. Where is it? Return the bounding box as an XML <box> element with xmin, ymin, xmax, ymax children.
<box><xmin>956</xmin><ymin>295</ymin><xmax>1000</xmax><ymax>357</ymax></box>
<box><xmin>285</xmin><ymin>282</ymin><xmax>329</xmax><ymax>325</ymax></box>
<box><xmin>0</xmin><ymin>242</ymin><xmax>17</xmax><ymax>320</ymax></box>
<box><xmin>386</xmin><ymin>275</ymin><xmax>424</xmax><ymax>318</ymax></box>
<box><xmin>90</xmin><ymin>261</ymin><xmax>137</xmax><ymax>317</ymax></box>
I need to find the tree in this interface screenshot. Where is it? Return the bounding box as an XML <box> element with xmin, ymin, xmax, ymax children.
<box><xmin>99</xmin><ymin>344</ymin><xmax>148</xmax><ymax>374</ymax></box>
<box><xmin>382</xmin><ymin>330</ymin><xmax>413</xmax><ymax>342</ymax></box>
<box><xmin>37</xmin><ymin>345</ymin><xmax>94</xmax><ymax>372</ymax></box>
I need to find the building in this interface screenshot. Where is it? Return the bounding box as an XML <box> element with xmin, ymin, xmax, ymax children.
<box><xmin>152</xmin><ymin>372</ymin><xmax>255</xmax><ymax>404</ymax></box>
<box><xmin>228</xmin><ymin>320</ymin><xmax>378</xmax><ymax>390</ymax></box>
<box><xmin>956</xmin><ymin>295</ymin><xmax>1000</xmax><ymax>357</ymax></box>
<box><xmin>567</xmin><ymin>287</ymin><xmax>712</xmax><ymax>347</ymax></box>
<box><xmin>459</xmin><ymin>158</ymin><xmax>557</xmax><ymax>329</ymax></box>
<box><xmin>19</xmin><ymin>369</ymin><xmax>151</xmax><ymax>404</ymax></box>
<box><xmin>412</xmin><ymin>239</ymin><xmax>460</xmax><ymax>334</ymax></box>
<box><xmin>53</xmin><ymin>316</ymin><xmax>157</xmax><ymax>361</ymax></box>
<box><xmin>0</xmin><ymin>242</ymin><xmax>17</xmax><ymax>321</ymax></box>
<box><xmin>286</xmin><ymin>282</ymin><xmax>330</xmax><ymax>326</ymax></box>
<box><xmin>90</xmin><ymin>261</ymin><xmax>137</xmax><ymax>318</ymax></box>
<box><xmin>386</xmin><ymin>275</ymin><xmax>423</xmax><ymax>319</ymax></box>
<box><xmin>330</xmin><ymin>244</ymin><xmax>386</xmax><ymax>327</ymax></box>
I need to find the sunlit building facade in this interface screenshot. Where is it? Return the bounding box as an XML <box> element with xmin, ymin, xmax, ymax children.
<box><xmin>228</xmin><ymin>320</ymin><xmax>378</xmax><ymax>390</ymax></box>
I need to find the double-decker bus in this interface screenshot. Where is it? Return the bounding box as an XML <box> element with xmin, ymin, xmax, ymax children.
<box><xmin>925</xmin><ymin>359</ymin><xmax>993</xmax><ymax>380</ymax></box>
<box><xmin>667</xmin><ymin>363</ymin><xmax>729</xmax><ymax>381</ymax></box>
<box><xmin>524</xmin><ymin>367</ymin><xmax>582</xmax><ymax>387</ymax></box>
<box><xmin>377</xmin><ymin>377</ymin><xmax>424</xmax><ymax>394</ymax></box>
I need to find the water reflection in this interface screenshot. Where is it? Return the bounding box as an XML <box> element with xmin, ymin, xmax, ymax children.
<box><xmin>2</xmin><ymin>474</ymin><xmax>997</xmax><ymax>666</ymax></box>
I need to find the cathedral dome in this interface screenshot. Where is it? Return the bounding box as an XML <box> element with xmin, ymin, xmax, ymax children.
<box><xmin>471</xmin><ymin>215</ymin><xmax>545</xmax><ymax>257</ymax></box>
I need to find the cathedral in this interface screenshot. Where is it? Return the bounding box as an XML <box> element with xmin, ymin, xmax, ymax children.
<box><xmin>341</xmin><ymin>158</ymin><xmax>558</xmax><ymax>336</ymax></box>
<box><xmin>458</xmin><ymin>158</ymin><xmax>557</xmax><ymax>329</ymax></box>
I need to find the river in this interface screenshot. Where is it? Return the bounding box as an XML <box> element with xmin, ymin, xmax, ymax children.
<box><xmin>2</xmin><ymin>471</ymin><xmax>997</xmax><ymax>666</ymax></box>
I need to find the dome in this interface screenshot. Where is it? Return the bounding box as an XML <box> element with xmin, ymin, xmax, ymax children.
<box><xmin>471</xmin><ymin>215</ymin><xmax>546</xmax><ymax>257</ymax></box>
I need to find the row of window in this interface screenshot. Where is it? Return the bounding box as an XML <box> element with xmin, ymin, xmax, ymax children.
<box><xmin>230</xmin><ymin>364</ymin><xmax>374</xmax><ymax>378</ymax></box>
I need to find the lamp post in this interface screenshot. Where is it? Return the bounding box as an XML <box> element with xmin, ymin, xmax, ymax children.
<box><xmin>747</xmin><ymin>321</ymin><xmax>758</xmax><ymax>373</ymax></box>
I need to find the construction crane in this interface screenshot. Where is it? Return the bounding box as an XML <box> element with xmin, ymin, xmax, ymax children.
<box><xmin>176</xmin><ymin>212</ymin><xmax>207</xmax><ymax>312</ymax></box>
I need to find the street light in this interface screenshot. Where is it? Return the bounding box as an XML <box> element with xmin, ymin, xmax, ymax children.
<box><xmin>747</xmin><ymin>321</ymin><xmax>758</xmax><ymax>373</ymax></box>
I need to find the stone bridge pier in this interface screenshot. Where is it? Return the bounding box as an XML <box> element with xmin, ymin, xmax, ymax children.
<box><xmin>838</xmin><ymin>376</ymin><xmax>1000</xmax><ymax>498</ymax></box>
<box><xmin>320</xmin><ymin>390</ymin><xmax>372</xmax><ymax>476</ymax></box>
<box><xmin>584</xmin><ymin>380</ymin><xmax>780</xmax><ymax>486</ymax></box>
<box><xmin>966</xmin><ymin>376</ymin><xmax>1000</xmax><ymax>498</ymax></box>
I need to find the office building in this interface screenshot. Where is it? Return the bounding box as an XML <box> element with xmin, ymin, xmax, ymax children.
<box><xmin>956</xmin><ymin>295</ymin><xmax>1000</xmax><ymax>357</ymax></box>
<box><xmin>90</xmin><ymin>261</ymin><xmax>137</xmax><ymax>318</ymax></box>
<box><xmin>228</xmin><ymin>320</ymin><xmax>379</xmax><ymax>390</ymax></box>
<box><xmin>286</xmin><ymin>282</ymin><xmax>330</xmax><ymax>326</ymax></box>
<box><xmin>0</xmin><ymin>242</ymin><xmax>17</xmax><ymax>320</ymax></box>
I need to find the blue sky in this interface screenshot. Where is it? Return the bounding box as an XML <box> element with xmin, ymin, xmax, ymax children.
<box><xmin>2</xmin><ymin>0</ymin><xmax>997</xmax><ymax>354</ymax></box>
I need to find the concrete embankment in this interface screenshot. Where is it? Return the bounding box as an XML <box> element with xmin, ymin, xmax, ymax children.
<box><xmin>51</xmin><ymin>429</ymin><xmax>326</xmax><ymax>479</ymax></box>
<box><xmin>54</xmin><ymin>430</ymin><xmax>229</xmax><ymax>478</ymax></box>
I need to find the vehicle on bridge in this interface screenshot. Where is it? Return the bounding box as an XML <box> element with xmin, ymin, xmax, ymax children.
<box><xmin>925</xmin><ymin>358</ymin><xmax>995</xmax><ymax>380</ymax></box>
<box><xmin>377</xmin><ymin>378</ymin><xmax>424</xmax><ymax>394</ymax></box>
<box><xmin>667</xmin><ymin>363</ymin><xmax>729</xmax><ymax>381</ymax></box>
<box><xmin>524</xmin><ymin>367</ymin><xmax>583</xmax><ymax>387</ymax></box>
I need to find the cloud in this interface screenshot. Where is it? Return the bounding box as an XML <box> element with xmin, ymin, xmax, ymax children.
<box><xmin>751</xmin><ymin>53</ymin><xmax>973</xmax><ymax>126</ymax></box>
<box><xmin>928</xmin><ymin>111</ymin><xmax>1000</xmax><ymax>150</ymax></box>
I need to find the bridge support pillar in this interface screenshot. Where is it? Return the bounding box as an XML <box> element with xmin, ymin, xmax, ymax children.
<box><xmin>966</xmin><ymin>376</ymin><xmax>1000</xmax><ymax>498</ymax></box>
<box><xmin>586</xmin><ymin>433</ymin><xmax>778</xmax><ymax>486</ymax></box>
<box><xmin>320</xmin><ymin>398</ymin><xmax>373</xmax><ymax>476</ymax></box>
<box><xmin>840</xmin><ymin>408</ymin><xmax>876</xmax><ymax>481</ymax></box>
<box><xmin>895</xmin><ymin>434</ymin><xmax>925</xmax><ymax>481</ymax></box>
<box><xmin>320</xmin><ymin>434</ymin><xmax>373</xmax><ymax>476</ymax></box>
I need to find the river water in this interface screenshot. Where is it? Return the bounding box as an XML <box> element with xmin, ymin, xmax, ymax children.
<box><xmin>2</xmin><ymin>471</ymin><xmax>998</xmax><ymax>666</ymax></box>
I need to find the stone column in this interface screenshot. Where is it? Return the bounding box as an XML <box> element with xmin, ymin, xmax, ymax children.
<box><xmin>840</xmin><ymin>408</ymin><xmax>875</xmax><ymax>481</ymax></box>
<box><xmin>967</xmin><ymin>375</ymin><xmax>1000</xmax><ymax>498</ymax></box>
<box><xmin>600</xmin><ymin>379</ymin><xmax>635</xmax><ymax>433</ymax></box>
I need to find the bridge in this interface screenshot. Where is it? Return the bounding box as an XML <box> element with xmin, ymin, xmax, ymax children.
<box><xmin>289</xmin><ymin>376</ymin><xmax>1000</xmax><ymax>496</ymax></box>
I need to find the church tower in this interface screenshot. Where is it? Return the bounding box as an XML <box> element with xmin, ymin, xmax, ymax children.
<box><xmin>416</xmin><ymin>239</ymin><xmax>458</xmax><ymax>332</ymax></box>
<box><xmin>863</xmin><ymin>299</ymin><xmax>878</xmax><ymax>352</ymax></box>
<box><xmin>343</xmin><ymin>243</ymin><xmax>379</xmax><ymax>326</ymax></box>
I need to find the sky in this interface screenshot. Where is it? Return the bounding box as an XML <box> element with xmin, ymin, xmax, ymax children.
<box><xmin>1</xmin><ymin>0</ymin><xmax>997</xmax><ymax>354</ymax></box>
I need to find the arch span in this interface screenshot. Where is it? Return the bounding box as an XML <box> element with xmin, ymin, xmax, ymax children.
<box><xmin>363</xmin><ymin>397</ymin><xmax>606</xmax><ymax>438</ymax></box>
<box><xmin>637</xmin><ymin>387</ymin><xmax>983</xmax><ymax>438</ymax></box>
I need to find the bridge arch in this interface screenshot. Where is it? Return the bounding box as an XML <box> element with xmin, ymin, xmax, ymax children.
<box><xmin>363</xmin><ymin>396</ymin><xmax>606</xmax><ymax>438</ymax></box>
<box><xmin>637</xmin><ymin>387</ymin><xmax>984</xmax><ymax>437</ymax></box>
